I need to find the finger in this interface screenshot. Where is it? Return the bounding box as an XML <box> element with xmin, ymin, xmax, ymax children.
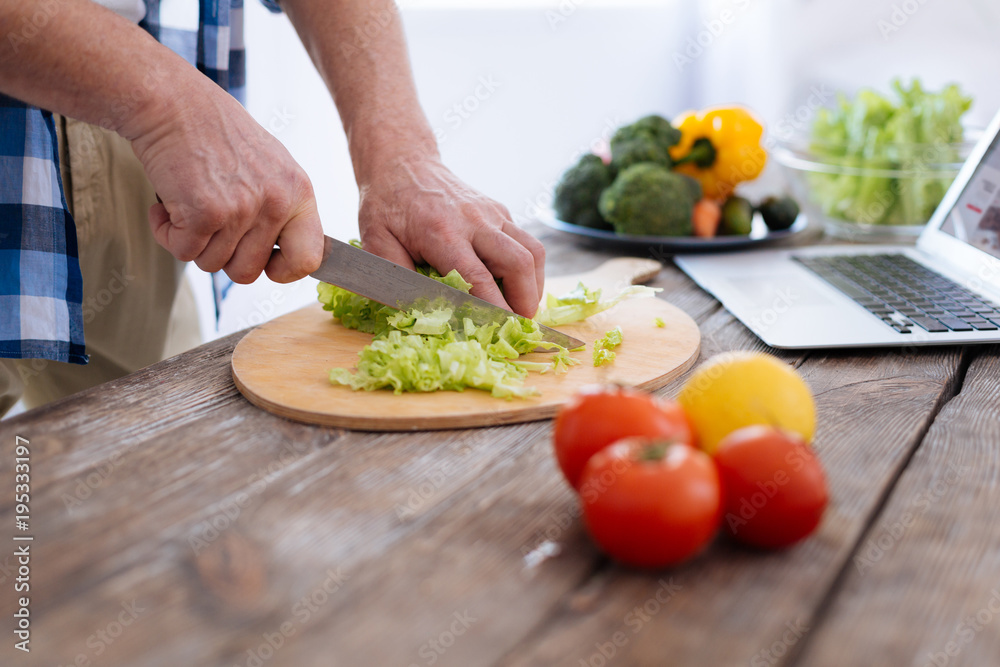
<box><xmin>147</xmin><ymin>202</ymin><xmax>211</xmax><ymax>262</ymax></box>
<box><xmin>264</xmin><ymin>202</ymin><xmax>324</xmax><ymax>283</ymax></box>
<box><xmin>472</xmin><ymin>228</ymin><xmax>540</xmax><ymax>318</ymax></box>
<box><xmin>501</xmin><ymin>220</ymin><xmax>546</xmax><ymax>304</ymax></box>
<box><xmin>223</xmin><ymin>224</ymin><xmax>282</xmax><ymax>284</ymax></box>
<box><xmin>195</xmin><ymin>226</ymin><xmax>248</xmax><ymax>274</ymax></box>
<box><xmin>360</xmin><ymin>227</ymin><xmax>417</xmax><ymax>271</ymax></box>
<box><xmin>425</xmin><ymin>239</ymin><xmax>511</xmax><ymax>311</ymax></box>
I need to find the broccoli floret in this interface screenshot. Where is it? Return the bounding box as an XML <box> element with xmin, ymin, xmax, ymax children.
<box><xmin>610</xmin><ymin>137</ymin><xmax>671</xmax><ymax>172</ymax></box>
<box><xmin>612</xmin><ymin>115</ymin><xmax>682</xmax><ymax>152</ymax></box>
<box><xmin>553</xmin><ymin>154</ymin><xmax>614</xmax><ymax>229</ymax></box>
<box><xmin>609</xmin><ymin>115</ymin><xmax>681</xmax><ymax>172</ymax></box>
<box><xmin>678</xmin><ymin>173</ymin><xmax>702</xmax><ymax>202</ymax></box>
<box><xmin>598</xmin><ymin>163</ymin><xmax>694</xmax><ymax>236</ymax></box>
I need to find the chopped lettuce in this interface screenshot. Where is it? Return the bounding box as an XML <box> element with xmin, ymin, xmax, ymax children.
<box><xmin>319</xmin><ymin>251</ymin><xmax>585</xmax><ymax>398</ymax></box>
<box><xmin>317</xmin><ymin>265</ymin><xmax>471</xmax><ymax>337</ymax></box>
<box><xmin>654</xmin><ymin>317</ymin><xmax>666</xmax><ymax>328</ymax></box>
<box><xmin>807</xmin><ymin>78</ymin><xmax>972</xmax><ymax>226</ymax></box>
<box><xmin>329</xmin><ymin>330</ymin><xmax>538</xmax><ymax>399</ymax></box>
<box><xmin>534</xmin><ymin>281</ymin><xmax>660</xmax><ymax>327</ymax></box>
<box><xmin>318</xmin><ymin>245</ymin><xmax>654</xmax><ymax>398</ymax></box>
<box><xmin>592</xmin><ymin>326</ymin><xmax>623</xmax><ymax>367</ymax></box>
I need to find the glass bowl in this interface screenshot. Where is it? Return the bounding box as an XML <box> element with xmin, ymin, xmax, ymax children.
<box><xmin>773</xmin><ymin>130</ymin><xmax>980</xmax><ymax>242</ymax></box>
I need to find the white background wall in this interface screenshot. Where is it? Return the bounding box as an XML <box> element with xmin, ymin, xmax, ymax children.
<box><xmin>190</xmin><ymin>0</ymin><xmax>1000</xmax><ymax>342</ymax></box>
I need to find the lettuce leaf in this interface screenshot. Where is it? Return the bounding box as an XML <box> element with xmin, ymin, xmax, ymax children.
<box><xmin>534</xmin><ymin>281</ymin><xmax>660</xmax><ymax>327</ymax></box>
<box><xmin>807</xmin><ymin>78</ymin><xmax>973</xmax><ymax>226</ymax></box>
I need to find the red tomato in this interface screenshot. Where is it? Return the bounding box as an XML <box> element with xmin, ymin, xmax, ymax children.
<box><xmin>580</xmin><ymin>438</ymin><xmax>721</xmax><ymax>568</ymax></box>
<box><xmin>553</xmin><ymin>386</ymin><xmax>693</xmax><ymax>489</ymax></box>
<box><xmin>714</xmin><ymin>426</ymin><xmax>828</xmax><ymax>549</ymax></box>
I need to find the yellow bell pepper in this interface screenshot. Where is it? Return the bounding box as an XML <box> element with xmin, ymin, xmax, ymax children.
<box><xmin>668</xmin><ymin>106</ymin><xmax>767</xmax><ymax>200</ymax></box>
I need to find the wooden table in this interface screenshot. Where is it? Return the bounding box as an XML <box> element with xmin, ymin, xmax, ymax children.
<box><xmin>3</xmin><ymin>227</ymin><xmax>1000</xmax><ymax>667</ymax></box>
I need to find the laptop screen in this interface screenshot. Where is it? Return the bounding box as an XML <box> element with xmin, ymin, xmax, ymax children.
<box><xmin>939</xmin><ymin>131</ymin><xmax>1000</xmax><ymax>259</ymax></box>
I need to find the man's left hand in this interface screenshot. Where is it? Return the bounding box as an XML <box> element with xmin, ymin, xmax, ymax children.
<box><xmin>357</xmin><ymin>156</ymin><xmax>546</xmax><ymax>318</ymax></box>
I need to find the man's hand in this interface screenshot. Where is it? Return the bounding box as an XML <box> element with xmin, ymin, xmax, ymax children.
<box><xmin>358</xmin><ymin>156</ymin><xmax>545</xmax><ymax>318</ymax></box>
<box><xmin>130</xmin><ymin>80</ymin><xmax>324</xmax><ymax>284</ymax></box>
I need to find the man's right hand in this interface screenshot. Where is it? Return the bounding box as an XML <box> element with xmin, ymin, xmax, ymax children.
<box><xmin>129</xmin><ymin>79</ymin><xmax>324</xmax><ymax>284</ymax></box>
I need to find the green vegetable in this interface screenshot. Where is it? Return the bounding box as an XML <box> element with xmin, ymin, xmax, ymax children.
<box><xmin>808</xmin><ymin>78</ymin><xmax>972</xmax><ymax>226</ymax></box>
<box><xmin>757</xmin><ymin>196</ymin><xmax>800</xmax><ymax>231</ymax></box>
<box><xmin>598</xmin><ymin>163</ymin><xmax>695</xmax><ymax>236</ymax></box>
<box><xmin>554</xmin><ymin>154</ymin><xmax>614</xmax><ymax>229</ymax></box>
<box><xmin>317</xmin><ymin>264</ymin><xmax>472</xmax><ymax>337</ymax></box>
<box><xmin>611</xmin><ymin>115</ymin><xmax>682</xmax><ymax>161</ymax></box>
<box><xmin>654</xmin><ymin>317</ymin><xmax>665</xmax><ymax>328</ymax></box>
<box><xmin>609</xmin><ymin>115</ymin><xmax>682</xmax><ymax>173</ymax></box>
<box><xmin>329</xmin><ymin>330</ymin><xmax>538</xmax><ymax>399</ymax></box>
<box><xmin>535</xmin><ymin>281</ymin><xmax>661</xmax><ymax>328</ymax></box>
<box><xmin>610</xmin><ymin>138</ymin><xmax>671</xmax><ymax>173</ymax></box>
<box><xmin>319</xmin><ymin>253</ymin><xmax>583</xmax><ymax>399</ymax></box>
<box><xmin>593</xmin><ymin>326</ymin><xmax>623</xmax><ymax>367</ymax></box>
<box><xmin>720</xmin><ymin>196</ymin><xmax>754</xmax><ymax>235</ymax></box>
<box><xmin>678</xmin><ymin>174</ymin><xmax>703</xmax><ymax>203</ymax></box>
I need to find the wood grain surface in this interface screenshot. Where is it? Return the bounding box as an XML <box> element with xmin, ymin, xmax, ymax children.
<box><xmin>231</xmin><ymin>258</ymin><xmax>700</xmax><ymax>430</ymax></box>
<box><xmin>1</xmin><ymin>228</ymin><xmax>998</xmax><ymax>667</ymax></box>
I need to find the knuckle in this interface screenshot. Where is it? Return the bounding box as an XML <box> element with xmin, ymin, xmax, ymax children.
<box><xmin>289</xmin><ymin>247</ymin><xmax>322</xmax><ymax>278</ymax></box>
<box><xmin>194</xmin><ymin>256</ymin><xmax>222</xmax><ymax>273</ymax></box>
<box><xmin>292</xmin><ymin>168</ymin><xmax>314</xmax><ymax>198</ymax></box>
<box><xmin>261</xmin><ymin>190</ymin><xmax>292</xmax><ymax>224</ymax></box>
<box><xmin>196</xmin><ymin>204</ymin><xmax>228</xmax><ymax>232</ymax></box>
<box><xmin>527</xmin><ymin>237</ymin><xmax>546</xmax><ymax>262</ymax></box>
<box><xmin>226</xmin><ymin>264</ymin><xmax>259</xmax><ymax>285</ymax></box>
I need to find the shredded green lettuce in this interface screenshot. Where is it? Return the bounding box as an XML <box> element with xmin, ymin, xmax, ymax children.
<box><xmin>654</xmin><ymin>317</ymin><xmax>665</xmax><ymax>328</ymax></box>
<box><xmin>807</xmin><ymin>78</ymin><xmax>973</xmax><ymax>226</ymax></box>
<box><xmin>592</xmin><ymin>326</ymin><xmax>623</xmax><ymax>367</ymax></box>
<box><xmin>318</xmin><ymin>248</ymin><xmax>582</xmax><ymax>398</ymax></box>
<box><xmin>534</xmin><ymin>281</ymin><xmax>660</xmax><ymax>327</ymax></box>
<box><xmin>317</xmin><ymin>265</ymin><xmax>471</xmax><ymax>337</ymax></box>
<box><xmin>318</xmin><ymin>244</ymin><xmax>664</xmax><ymax>398</ymax></box>
<box><xmin>329</xmin><ymin>330</ymin><xmax>538</xmax><ymax>399</ymax></box>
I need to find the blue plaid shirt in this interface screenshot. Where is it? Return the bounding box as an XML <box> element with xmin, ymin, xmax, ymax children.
<box><xmin>0</xmin><ymin>0</ymin><xmax>280</xmax><ymax>365</ymax></box>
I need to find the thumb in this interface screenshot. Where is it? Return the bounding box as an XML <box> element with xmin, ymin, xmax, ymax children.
<box><xmin>147</xmin><ymin>201</ymin><xmax>172</xmax><ymax>249</ymax></box>
<box><xmin>265</xmin><ymin>203</ymin><xmax>324</xmax><ymax>283</ymax></box>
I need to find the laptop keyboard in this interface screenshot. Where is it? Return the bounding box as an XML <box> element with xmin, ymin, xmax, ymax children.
<box><xmin>793</xmin><ymin>254</ymin><xmax>1000</xmax><ymax>334</ymax></box>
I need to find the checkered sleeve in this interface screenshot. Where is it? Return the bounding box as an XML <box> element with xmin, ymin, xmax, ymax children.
<box><xmin>1</xmin><ymin>0</ymin><xmax>280</xmax><ymax>365</ymax></box>
<box><xmin>0</xmin><ymin>95</ymin><xmax>88</xmax><ymax>365</ymax></box>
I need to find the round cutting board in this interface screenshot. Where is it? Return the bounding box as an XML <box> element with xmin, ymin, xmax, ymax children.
<box><xmin>231</xmin><ymin>258</ymin><xmax>700</xmax><ymax>431</ymax></box>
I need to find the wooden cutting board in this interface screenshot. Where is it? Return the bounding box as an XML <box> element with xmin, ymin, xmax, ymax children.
<box><xmin>231</xmin><ymin>258</ymin><xmax>700</xmax><ymax>431</ymax></box>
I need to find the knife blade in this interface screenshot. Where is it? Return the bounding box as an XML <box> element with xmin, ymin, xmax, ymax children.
<box><xmin>309</xmin><ymin>236</ymin><xmax>585</xmax><ymax>350</ymax></box>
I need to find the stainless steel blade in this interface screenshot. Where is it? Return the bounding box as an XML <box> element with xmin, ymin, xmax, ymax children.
<box><xmin>310</xmin><ymin>236</ymin><xmax>585</xmax><ymax>350</ymax></box>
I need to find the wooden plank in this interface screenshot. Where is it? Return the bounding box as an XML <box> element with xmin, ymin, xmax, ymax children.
<box><xmin>494</xmin><ymin>313</ymin><xmax>968</xmax><ymax>666</ymax></box>
<box><xmin>794</xmin><ymin>345</ymin><xmax>1000</xmax><ymax>666</ymax></box>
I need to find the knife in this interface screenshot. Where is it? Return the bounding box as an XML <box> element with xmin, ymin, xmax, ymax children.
<box><xmin>309</xmin><ymin>236</ymin><xmax>584</xmax><ymax>350</ymax></box>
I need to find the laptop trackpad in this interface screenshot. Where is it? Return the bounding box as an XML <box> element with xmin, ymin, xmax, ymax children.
<box><xmin>725</xmin><ymin>275</ymin><xmax>837</xmax><ymax>308</ymax></box>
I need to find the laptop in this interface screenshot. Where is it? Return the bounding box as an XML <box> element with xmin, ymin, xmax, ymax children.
<box><xmin>675</xmin><ymin>109</ymin><xmax>1000</xmax><ymax>349</ymax></box>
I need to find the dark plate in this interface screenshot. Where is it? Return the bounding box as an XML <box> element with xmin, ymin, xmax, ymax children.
<box><xmin>538</xmin><ymin>210</ymin><xmax>810</xmax><ymax>253</ymax></box>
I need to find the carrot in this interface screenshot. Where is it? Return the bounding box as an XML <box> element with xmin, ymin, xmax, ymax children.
<box><xmin>692</xmin><ymin>198</ymin><xmax>722</xmax><ymax>238</ymax></box>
